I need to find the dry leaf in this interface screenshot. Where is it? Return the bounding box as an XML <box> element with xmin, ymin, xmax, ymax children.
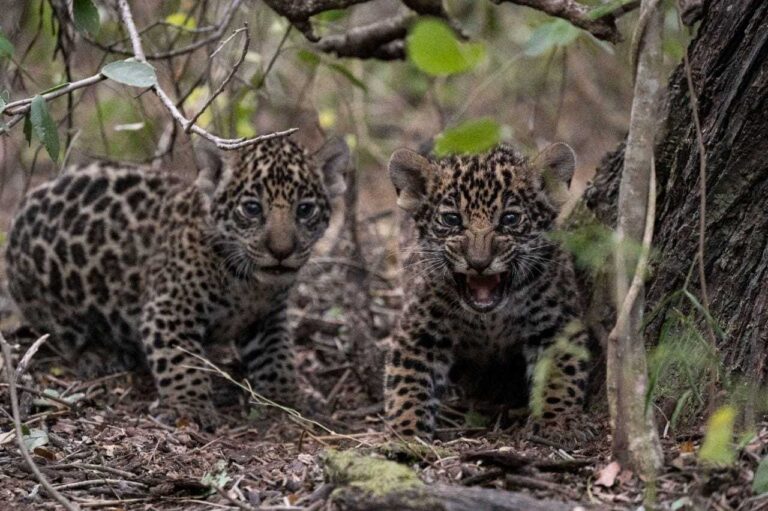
<box><xmin>595</xmin><ymin>461</ymin><xmax>621</xmax><ymax>488</ymax></box>
<box><xmin>33</xmin><ymin>446</ymin><xmax>57</xmax><ymax>461</ymax></box>
<box><xmin>679</xmin><ymin>440</ymin><xmax>695</xmax><ymax>453</ymax></box>
<box><xmin>0</xmin><ymin>431</ymin><xmax>15</xmax><ymax>445</ymax></box>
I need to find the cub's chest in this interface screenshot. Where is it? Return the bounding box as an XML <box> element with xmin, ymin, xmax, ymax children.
<box><xmin>204</xmin><ymin>281</ymin><xmax>279</xmax><ymax>344</ymax></box>
<box><xmin>451</xmin><ymin>315</ymin><xmax>519</xmax><ymax>355</ymax></box>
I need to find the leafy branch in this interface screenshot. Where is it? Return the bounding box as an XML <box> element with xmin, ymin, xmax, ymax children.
<box><xmin>0</xmin><ymin>0</ymin><xmax>297</xmax><ymax>157</ymax></box>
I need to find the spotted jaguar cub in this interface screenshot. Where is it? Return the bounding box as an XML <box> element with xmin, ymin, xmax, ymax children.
<box><xmin>384</xmin><ymin>143</ymin><xmax>590</xmax><ymax>441</ymax></box>
<box><xmin>6</xmin><ymin>136</ymin><xmax>348</xmax><ymax>425</ymax></box>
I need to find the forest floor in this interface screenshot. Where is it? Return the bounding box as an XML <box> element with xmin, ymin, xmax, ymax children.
<box><xmin>0</xmin><ymin>221</ymin><xmax>765</xmax><ymax>511</ymax></box>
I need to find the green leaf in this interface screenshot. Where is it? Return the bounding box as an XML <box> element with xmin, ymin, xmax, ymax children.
<box><xmin>753</xmin><ymin>456</ymin><xmax>768</xmax><ymax>494</ymax></box>
<box><xmin>699</xmin><ymin>405</ymin><xmax>737</xmax><ymax>466</ymax></box>
<box><xmin>73</xmin><ymin>0</ymin><xmax>100</xmax><ymax>37</ymax></box>
<box><xmin>407</xmin><ymin>18</ymin><xmax>485</xmax><ymax>76</ymax></box>
<box><xmin>23</xmin><ymin>112</ymin><xmax>32</xmax><ymax>145</ymax></box>
<box><xmin>297</xmin><ymin>49</ymin><xmax>321</xmax><ymax>67</ymax></box>
<box><xmin>434</xmin><ymin>118</ymin><xmax>501</xmax><ymax>156</ymax></box>
<box><xmin>101</xmin><ymin>59</ymin><xmax>158</xmax><ymax>88</ymax></box>
<box><xmin>29</xmin><ymin>96</ymin><xmax>60</xmax><ymax>162</ymax></box>
<box><xmin>0</xmin><ymin>30</ymin><xmax>13</xmax><ymax>59</ymax></box>
<box><xmin>40</xmin><ymin>82</ymin><xmax>71</xmax><ymax>95</ymax></box>
<box><xmin>327</xmin><ymin>62</ymin><xmax>367</xmax><ymax>92</ymax></box>
<box><xmin>314</xmin><ymin>9</ymin><xmax>347</xmax><ymax>22</ymax></box>
<box><xmin>525</xmin><ymin>19</ymin><xmax>580</xmax><ymax>57</ymax></box>
<box><xmin>296</xmin><ymin>51</ymin><xmax>366</xmax><ymax>91</ymax></box>
<box><xmin>165</xmin><ymin>12</ymin><xmax>197</xmax><ymax>30</ymax></box>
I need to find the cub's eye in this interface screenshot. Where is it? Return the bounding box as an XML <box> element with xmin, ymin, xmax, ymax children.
<box><xmin>240</xmin><ymin>200</ymin><xmax>263</xmax><ymax>218</ymax></box>
<box><xmin>500</xmin><ymin>212</ymin><xmax>521</xmax><ymax>227</ymax></box>
<box><xmin>296</xmin><ymin>202</ymin><xmax>316</xmax><ymax>220</ymax></box>
<box><xmin>441</xmin><ymin>212</ymin><xmax>463</xmax><ymax>227</ymax></box>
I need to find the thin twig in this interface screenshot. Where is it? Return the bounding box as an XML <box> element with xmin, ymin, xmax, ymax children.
<box><xmin>0</xmin><ymin>74</ymin><xmax>106</xmax><ymax>131</ymax></box>
<box><xmin>214</xmin><ymin>485</ymin><xmax>258</xmax><ymax>511</ymax></box>
<box><xmin>0</xmin><ymin>333</ymin><xmax>81</xmax><ymax>511</ymax></box>
<box><xmin>50</xmin><ymin>463</ymin><xmax>142</xmax><ymax>480</ymax></box>
<box><xmin>115</xmin><ymin>0</ymin><xmax>298</xmax><ymax>149</ymax></box>
<box><xmin>82</xmin><ymin>1</ymin><xmax>242</xmax><ymax>60</ymax></box>
<box><xmin>492</xmin><ymin>0</ymin><xmax>629</xmax><ymax>43</ymax></box>
<box><xmin>676</xmin><ymin>2</ymin><xmax>715</xmax><ymax>345</ymax></box>
<box><xmin>186</xmin><ymin>25</ymin><xmax>250</xmax><ymax>131</ymax></box>
<box><xmin>15</xmin><ymin>334</ymin><xmax>50</xmax><ymax>378</ymax></box>
<box><xmin>609</xmin><ymin>158</ymin><xmax>656</xmax><ymax>342</ymax></box>
<box><xmin>52</xmin><ymin>479</ymin><xmax>148</xmax><ymax>491</ymax></box>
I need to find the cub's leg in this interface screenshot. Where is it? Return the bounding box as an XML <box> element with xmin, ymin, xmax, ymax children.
<box><xmin>140</xmin><ymin>296</ymin><xmax>217</xmax><ymax>427</ymax></box>
<box><xmin>525</xmin><ymin>319</ymin><xmax>590</xmax><ymax>440</ymax></box>
<box><xmin>238</xmin><ymin>306</ymin><xmax>302</xmax><ymax>407</ymax></box>
<box><xmin>384</xmin><ymin>327</ymin><xmax>452</xmax><ymax>439</ymax></box>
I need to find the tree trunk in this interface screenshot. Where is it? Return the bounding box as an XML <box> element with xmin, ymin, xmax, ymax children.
<box><xmin>586</xmin><ymin>0</ymin><xmax>768</xmax><ymax>382</ymax></box>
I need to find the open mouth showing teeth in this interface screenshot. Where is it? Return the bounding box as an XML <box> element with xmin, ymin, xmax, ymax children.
<box><xmin>454</xmin><ymin>272</ymin><xmax>509</xmax><ymax>312</ymax></box>
<box><xmin>260</xmin><ymin>265</ymin><xmax>297</xmax><ymax>276</ymax></box>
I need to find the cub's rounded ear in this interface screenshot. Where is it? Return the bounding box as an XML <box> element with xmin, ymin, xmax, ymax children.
<box><xmin>388</xmin><ymin>149</ymin><xmax>433</xmax><ymax>212</ymax></box>
<box><xmin>533</xmin><ymin>142</ymin><xmax>576</xmax><ymax>186</ymax></box>
<box><xmin>193</xmin><ymin>139</ymin><xmax>225</xmax><ymax>198</ymax></box>
<box><xmin>315</xmin><ymin>137</ymin><xmax>350</xmax><ymax>197</ymax></box>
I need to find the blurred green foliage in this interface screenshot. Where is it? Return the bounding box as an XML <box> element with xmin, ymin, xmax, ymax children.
<box><xmin>407</xmin><ymin>18</ymin><xmax>486</xmax><ymax>76</ymax></box>
<box><xmin>524</xmin><ymin>19</ymin><xmax>580</xmax><ymax>57</ymax></box>
<box><xmin>73</xmin><ymin>0</ymin><xmax>100</xmax><ymax>37</ymax></box>
<box><xmin>0</xmin><ymin>31</ymin><xmax>13</xmax><ymax>59</ymax></box>
<box><xmin>699</xmin><ymin>405</ymin><xmax>737</xmax><ymax>465</ymax></box>
<box><xmin>434</xmin><ymin>117</ymin><xmax>501</xmax><ymax>156</ymax></box>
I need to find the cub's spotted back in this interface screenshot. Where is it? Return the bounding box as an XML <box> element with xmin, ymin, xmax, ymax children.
<box><xmin>5</xmin><ymin>136</ymin><xmax>349</xmax><ymax>426</ymax></box>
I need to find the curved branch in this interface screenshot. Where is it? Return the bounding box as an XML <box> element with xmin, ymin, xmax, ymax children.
<box><xmin>315</xmin><ymin>13</ymin><xmax>413</xmax><ymax>60</ymax></box>
<box><xmin>83</xmin><ymin>0</ymin><xmax>244</xmax><ymax>60</ymax></box>
<box><xmin>115</xmin><ymin>0</ymin><xmax>297</xmax><ymax>150</ymax></box>
<box><xmin>263</xmin><ymin>0</ymin><xmax>372</xmax><ymax>41</ymax></box>
<box><xmin>491</xmin><ymin>0</ymin><xmax>628</xmax><ymax>43</ymax></box>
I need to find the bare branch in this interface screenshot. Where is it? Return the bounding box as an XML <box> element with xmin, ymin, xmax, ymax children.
<box><xmin>315</xmin><ymin>13</ymin><xmax>413</xmax><ymax>60</ymax></box>
<box><xmin>83</xmin><ymin>0</ymin><xmax>245</xmax><ymax>60</ymax></box>
<box><xmin>263</xmin><ymin>0</ymin><xmax>372</xmax><ymax>41</ymax></box>
<box><xmin>186</xmin><ymin>25</ymin><xmax>250</xmax><ymax>131</ymax></box>
<box><xmin>116</xmin><ymin>0</ymin><xmax>297</xmax><ymax>150</ymax></box>
<box><xmin>491</xmin><ymin>0</ymin><xmax>627</xmax><ymax>43</ymax></box>
<box><xmin>0</xmin><ymin>73</ymin><xmax>106</xmax><ymax>133</ymax></box>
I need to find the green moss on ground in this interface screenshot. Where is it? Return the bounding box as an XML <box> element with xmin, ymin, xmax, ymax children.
<box><xmin>323</xmin><ymin>449</ymin><xmax>423</xmax><ymax>497</ymax></box>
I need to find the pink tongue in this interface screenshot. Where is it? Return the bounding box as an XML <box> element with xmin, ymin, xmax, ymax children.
<box><xmin>466</xmin><ymin>274</ymin><xmax>501</xmax><ymax>304</ymax></box>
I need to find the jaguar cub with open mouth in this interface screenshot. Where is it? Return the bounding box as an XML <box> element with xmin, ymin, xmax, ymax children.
<box><xmin>384</xmin><ymin>142</ymin><xmax>591</xmax><ymax>443</ymax></box>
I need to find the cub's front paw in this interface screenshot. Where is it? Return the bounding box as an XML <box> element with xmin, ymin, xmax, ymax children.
<box><xmin>152</xmin><ymin>400</ymin><xmax>222</xmax><ymax>432</ymax></box>
<box><xmin>525</xmin><ymin>413</ymin><xmax>596</xmax><ymax>448</ymax></box>
<box><xmin>297</xmin><ymin>386</ymin><xmax>328</xmax><ymax>414</ymax></box>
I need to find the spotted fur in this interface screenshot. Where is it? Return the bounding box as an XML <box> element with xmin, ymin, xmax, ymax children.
<box><xmin>384</xmin><ymin>143</ymin><xmax>590</xmax><ymax>440</ymax></box>
<box><xmin>5</xmin><ymin>136</ymin><xmax>348</xmax><ymax>425</ymax></box>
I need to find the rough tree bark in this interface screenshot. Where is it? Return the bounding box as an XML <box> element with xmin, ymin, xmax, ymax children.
<box><xmin>586</xmin><ymin>0</ymin><xmax>768</xmax><ymax>385</ymax></box>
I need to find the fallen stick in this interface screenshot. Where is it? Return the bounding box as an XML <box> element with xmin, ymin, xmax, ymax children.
<box><xmin>0</xmin><ymin>333</ymin><xmax>81</xmax><ymax>511</ymax></box>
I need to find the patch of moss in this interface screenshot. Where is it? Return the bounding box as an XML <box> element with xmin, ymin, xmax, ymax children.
<box><xmin>323</xmin><ymin>449</ymin><xmax>423</xmax><ymax>497</ymax></box>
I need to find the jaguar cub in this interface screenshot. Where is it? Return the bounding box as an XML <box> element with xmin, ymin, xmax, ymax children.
<box><xmin>6</xmin><ymin>136</ymin><xmax>348</xmax><ymax>425</ymax></box>
<box><xmin>384</xmin><ymin>143</ymin><xmax>590</xmax><ymax>440</ymax></box>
